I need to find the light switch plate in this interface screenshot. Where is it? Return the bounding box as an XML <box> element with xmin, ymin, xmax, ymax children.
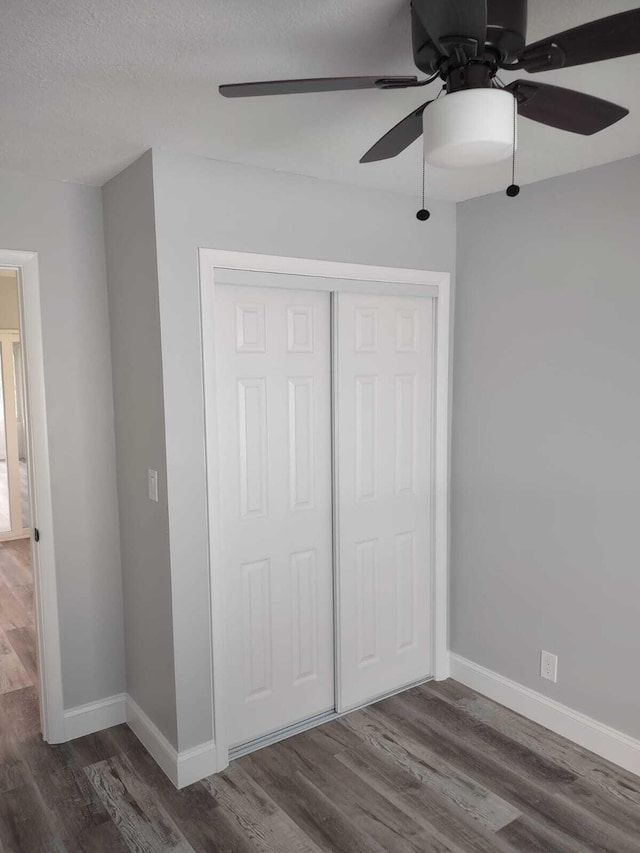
<box><xmin>148</xmin><ymin>469</ymin><xmax>158</xmax><ymax>502</ymax></box>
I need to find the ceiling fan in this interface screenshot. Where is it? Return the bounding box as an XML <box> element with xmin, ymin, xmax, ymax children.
<box><xmin>219</xmin><ymin>1</ymin><xmax>640</xmax><ymax>174</ymax></box>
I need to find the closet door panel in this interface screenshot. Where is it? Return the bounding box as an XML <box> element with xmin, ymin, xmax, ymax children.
<box><xmin>336</xmin><ymin>292</ymin><xmax>434</xmax><ymax>711</ymax></box>
<box><xmin>215</xmin><ymin>285</ymin><xmax>334</xmax><ymax>747</ymax></box>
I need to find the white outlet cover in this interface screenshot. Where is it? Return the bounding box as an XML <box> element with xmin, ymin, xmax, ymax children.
<box><xmin>540</xmin><ymin>650</ymin><xmax>558</xmax><ymax>683</ymax></box>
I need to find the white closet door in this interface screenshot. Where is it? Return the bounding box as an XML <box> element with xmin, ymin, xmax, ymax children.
<box><xmin>336</xmin><ymin>292</ymin><xmax>434</xmax><ymax>711</ymax></box>
<box><xmin>215</xmin><ymin>284</ymin><xmax>334</xmax><ymax>747</ymax></box>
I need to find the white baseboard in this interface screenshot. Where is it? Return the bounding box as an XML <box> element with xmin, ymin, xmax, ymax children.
<box><xmin>176</xmin><ymin>739</ymin><xmax>220</xmax><ymax>788</ymax></box>
<box><xmin>63</xmin><ymin>693</ymin><xmax>127</xmax><ymax>741</ymax></box>
<box><xmin>450</xmin><ymin>653</ymin><xmax>640</xmax><ymax>778</ymax></box>
<box><xmin>62</xmin><ymin>693</ymin><xmax>217</xmax><ymax>788</ymax></box>
<box><xmin>126</xmin><ymin>696</ymin><xmax>217</xmax><ymax>788</ymax></box>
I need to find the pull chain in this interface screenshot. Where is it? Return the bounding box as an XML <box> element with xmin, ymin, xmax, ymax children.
<box><xmin>506</xmin><ymin>93</ymin><xmax>520</xmax><ymax>197</ymax></box>
<box><xmin>416</xmin><ymin>137</ymin><xmax>430</xmax><ymax>221</ymax></box>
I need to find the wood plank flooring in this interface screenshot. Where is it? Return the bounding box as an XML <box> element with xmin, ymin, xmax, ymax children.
<box><xmin>1</xmin><ymin>540</ymin><xmax>640</xmax><ymax>851</ymax></box>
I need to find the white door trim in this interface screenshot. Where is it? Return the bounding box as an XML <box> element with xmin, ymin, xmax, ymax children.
<box><xmin>199</xmin><ymin>248</ymin><xmax>451</xmax><ymax>772</ymax></box>
<box><xmin>0</xmin><ymin>250</ymin><xmax>64</xmax><ymax>743</ymax></box>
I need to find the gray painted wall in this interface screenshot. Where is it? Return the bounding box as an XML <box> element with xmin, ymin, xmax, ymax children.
<box><xmin>102</xmin><ymin>152</ymin><xmax>178</xmax><ymax>744</ymax></box>
<box><xmin>453</xmin><ymin>154</ymin><xmax>640</xmax><ymax>739</ymax></box>
<box><xmin>0</xmin><ymin>168</ymin><xmax>124</xmax><ymax>708</ymax></box>
<box><xmin>150</xmin><ymin>149</ymin><xmax>457</xmax><ymax>750</ymax></box>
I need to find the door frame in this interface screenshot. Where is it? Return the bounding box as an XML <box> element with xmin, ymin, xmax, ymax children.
<box><xmin>199</xmin><ymin>248</ymin><xmax>451</xmax><ymax>772</ymax></box>
<box><xmin>0</xmin><ymin>250</ymin><xmax>65</xmax><ymax>743</ymax></box>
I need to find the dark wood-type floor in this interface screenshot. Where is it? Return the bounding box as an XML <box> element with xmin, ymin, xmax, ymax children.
<box><xmin>1</xmin><ymin>541</ymin><xmax>640</xmax><ymax>851</ymax></box>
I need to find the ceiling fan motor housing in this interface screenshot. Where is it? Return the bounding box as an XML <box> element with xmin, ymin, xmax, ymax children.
<box><xmin>411</xmin><ymin>0</ymin><xmax>528</xmax><ymax>76</ymax></box>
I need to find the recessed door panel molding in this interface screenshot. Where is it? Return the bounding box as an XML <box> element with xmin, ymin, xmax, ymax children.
<box><xmin>355</xmin><ymin>307</ymin><xmax>378</xmax><ymax>353</ymax></box>
<box><xmin>355</xmin><ymin>376</ymin><xmax>378</xmax><ymax>503</ymax></box>
<box><xmin>235</xmin><ymin>303</ymin><xmax>266</xmax><ymax>352</ymax></box>
<box><xmin>291</xmin><ymin>548</ymin><xmax>319</xmax><ymax>684</ymax></box>
<box><xmin>288</xmin><ymin>377</ymin><xmax>315</xmax><ymax>511</ymax></box>
<box><xmin>242</xmin><ymin>558</ymin><xmax>272</xmax><ymax>700</ymax></box>
<box><xmin>287</xmin><ymin>305</ymin><xmax>314</xmax><ymax>353</ymax></box>
<box><xmin>395</xmin><ymin>374</ymin><xmax>417</xmax><ymax>496</ymax></box>
<box><xmin>336</xmin><ymin>291</ymin><xmax>435</xmax><ymax>711</ymax></box>
<box><xmin>237</xmin><ymin>378</ymin><xmax>268</xmax><ymax>519</ymax></box>
<box><xmin>396</xmin><ymin>308</ymin><xmax>418</xmax><ymax>353</ymax></box>
<box><xmin>355</xmin><ymin>538</ymin><xmax>380</xmax><ymax>666</ymax></box>
<box><xmin>395</xmin><ymin>531</ymin><xmax>417</xmax><ymax>653</ymax></box>
<box><xmin>215</xmin><ymin>283</ymin><xmax>334</xmax><ymax>748</ymax></box>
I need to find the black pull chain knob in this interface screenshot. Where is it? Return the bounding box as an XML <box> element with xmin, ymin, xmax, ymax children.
<box><xmin>506</xmin><ymin>184</ymin><xmax>520</xmax><ymax>197</ymax></box>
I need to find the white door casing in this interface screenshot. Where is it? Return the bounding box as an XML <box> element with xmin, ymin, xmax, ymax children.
<box><xmin>215</xmin><ymin>284</ymin><xmax>334</xmax><ymax>747</ymax></box>
<box><xmin>335</xmin><ymin>292</ymin><xmax>435</xmax><ymax>711</ymax></box>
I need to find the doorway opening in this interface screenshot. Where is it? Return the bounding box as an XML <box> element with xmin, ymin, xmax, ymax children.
<box><xmin>0</xmin><ymin>267</ymin><xmax>38</xmax><ymax>719</ymax></box>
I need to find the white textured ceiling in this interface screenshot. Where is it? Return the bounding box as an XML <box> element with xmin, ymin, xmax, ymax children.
<box><xmin>1</xmin><ymin>0</ymin><xmax>640</xmax><ymax>201</ymax></box>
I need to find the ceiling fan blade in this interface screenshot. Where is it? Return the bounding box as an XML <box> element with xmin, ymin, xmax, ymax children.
<box><xmin>517</xmin><ymin>9</ymin><xmax>640</xmax><ymax>72</ymax></box>
<box><xmin>360</xmin><ymin>102</ymin><xmax>432</xmax><ymax>163</ymax></box>
<box><xmin>507</xmin><ymin>80</ymin><xmax>628</xmax><ymax>135</ymax></box>
<box><xmin>219</xmin><ymin>76</ymin><xmax>418</xmax><ymax>98</ymax></box>
<box><xmin>411</xmin><ymin>0</ymin><xmax>487</xmax><ymax>56</ymax></box>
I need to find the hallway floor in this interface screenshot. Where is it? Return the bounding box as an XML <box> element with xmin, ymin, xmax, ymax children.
<box><xmin>1</xmin><ymin>537</ymin><xmax>639</xmax><ymax>851</ymax></box>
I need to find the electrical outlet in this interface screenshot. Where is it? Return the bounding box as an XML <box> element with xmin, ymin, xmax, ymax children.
<box><xmin>540</xmin><ymin>650</ymin><xmax>558</xmax><ymax>683</ymax></box>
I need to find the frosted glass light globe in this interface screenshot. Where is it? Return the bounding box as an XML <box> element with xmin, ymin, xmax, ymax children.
<box><xmin>423</xmin><ymin>88</ymin><xmax>516</xmax><ymax>169</ymax></box>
